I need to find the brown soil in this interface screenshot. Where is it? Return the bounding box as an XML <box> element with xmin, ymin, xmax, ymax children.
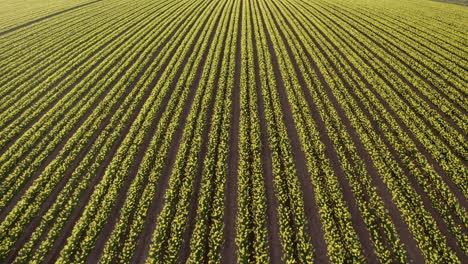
<box><xmin>261</xmin><ymin>1</ymin><xmax>382</xmax><ymax>262</ymax></box>
<box><xmin>0</xmin><ymin>0</ymin><xmax>142</xmax><ymax>101</ymax></box>
<box><xmin>220</xmin><ymin>1</ymin><xmax>242</xmax><ymax>262</ymax></box>
<box><xmin>250</xmin><ymin>3</ymin><xmax>282</xmax><ymax>263</ymax></box>
<box><xmin>319</xmin><ymin>1</ymin><xmax>468</xmax><ymax>130</ymax></box>
<box><xmin>0</xmin><ymin>3</ymin><xmax>163</xmax><ymax>158</ymax></box>
<box><xmin>308</xmin><ymin>6</ymin><xmax>465</xmax><ymax>258</ymax></box>
<box><xmin>255</xmin><ymin>1</ymin><xmax>331</xmax><ymax>263</ymax></box>
<box><xmin>177</xmin><ymin>2</ymin><xmax>233</xmax><ymax>261</ymax></box>
<box><xmin>129</xmin><ymin>2</ymin><xmax>228</xmax><ymax>262</ymax></box>
<box><xmin>1</xmin><ymin>0</ymin><xmax>466</xmax><ymax>263</ymax></box>
<box><xmin>311</xmin><ymin>2</ymin><xmax>468</xmax><ymax>205</ymax></box>
<box><xmin>0</xmin><ymin>4</ymin><xmax>168</xmax><ymax>227</ymax></box>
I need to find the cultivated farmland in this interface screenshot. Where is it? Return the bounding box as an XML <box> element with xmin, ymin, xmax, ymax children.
<box><xmin>0</xmin><ymin>0</ymin><xmax>467</xmax><ymax>263</ymax></box>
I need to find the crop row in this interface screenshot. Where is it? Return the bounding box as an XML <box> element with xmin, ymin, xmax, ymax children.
<box><xmin>251</xmin><ymin>0</ymin><xmax>369</xmax><ymax>262</ymax></box>
<box><xmin>0</xmin><ymin>0</ymin><xmax>185</xmax><ymax>212</ymax></box>
<box><xmin>260</xmin><ymin>0</ymin><xmax>413</xmax><ymax>262</ymax></box>
<box><xmin>54</xmin><ymin>0</ymin><xmax>227</xmax><ymax>262</ymax></box>
<box><xmin>0</xmin><ymin>0</ymin><xmax>152</xmax><ymax>100</ymax></box>
<box><xmin>249</xmin><ymin>0</ymin><xmax>319</xmax><ymax>262</ymax></box>
<box><xmin>280</xmin><ymin>0</ymin><xmax>462</xmax><ymax>257</ymax></box>
<box><xmin>0</xmin><ymin>0</ymin><xmax>201</xmax><ymax>261</ymax></box>
<box><xmin>0</xmin><ymin>0</ymin><xmax>169</xmax><ymax>128</ymax></box>
<box><xmin>297</xmin><ymin>0</ymin><xmax>467</xmax><ymax>253</ymax></box>
<box><xmin>0</xmin><ymin>0</ymin><xmax>97</xmax><ymax>32</ymax></box>
<box><xmin>0</xmin><ymin>0</ymin><xmax>465</xmax><ymax>262</ymax></box>
<box><xmin>187</xmin><ymin>0</ymin><xmax>239</xmax><ymax>262</ymax></box>
<box><xmin>234</xmin><ymin>2</ymin><xmax>270</xmax><ymax>262</ymax></box>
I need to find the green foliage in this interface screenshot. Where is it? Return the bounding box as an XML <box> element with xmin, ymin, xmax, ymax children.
<box><xmin>0</xmin><ymin>0</ymin><xmax>466</xmax><ymax>263</ymax></box>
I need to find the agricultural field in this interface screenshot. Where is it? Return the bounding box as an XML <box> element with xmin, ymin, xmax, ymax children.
<box><xmin>0</xmin><ymin>0</ymin><xmax>466</xmax><ymax>263</ymax></box>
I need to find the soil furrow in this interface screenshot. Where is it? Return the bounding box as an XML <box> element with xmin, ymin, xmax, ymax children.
<box><xmin>271</xmin><ymin>2</ymin><xmax>425</xmax><ymax>262</ymax></box>
<box><xmin>249</xmin><ymin>1</ymin><xmax>282</xmax><ymax>262</ymax></box>
<box><xmin>255</xmin><ymin>0</ymin><xmax>330</xmax><ymax>262</ymax></box>
<box><xmin>313</xmin><ymin>0</ymin><xmax>468</xmax><ymax>120</ymax></box>
<box><xmin>257</xmin><ymin>2</ymin><xmax>379</xmax><ymax>262</ymax></box>
<box><xmin>36</xmin><ymin>3</ymin><xmax>216</xmax><ymax>262</ymax></box>
<box><xmin>0</xmin><ymin>3</ymin><xmax>164</xmax><ymax>157</ymax></box>
<box><xmin>272</xmin><ymin>3</ymin><xmax>426</xmax><ymax>262</ymax></box>
<box><xmin>129</xmin><ymin>2</ymin><xmax>228</xmax><ymax>261</ymax></box>
<box><xmin>221</xmin><ymin>0</ymin><xmax>242</xmax><ymax>261</ymax></box>
<box><xmin>177</xmin><ymin>2</ymin><xmax>234</xmax><ymax>261</ymax></box>
<box><xmin>294</xmin><ymin>0</ymin><xmax>468</xmax><ymax>199</ymax></box>
<box><xmin>0</xmin><ymin>12</ymin><xmax>162</xmax><ymax>221</ymax></box>
<box><xmin>84</xmin><ymin>3</ymin><xmax>220</xmax><ymax>263</ymax></box>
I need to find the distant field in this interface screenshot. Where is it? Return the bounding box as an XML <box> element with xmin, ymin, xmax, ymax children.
<box><xmin>432</xmin><ymin>0</ymin><xmax>468</xmax><ymax>6</ymax></box>
<box><xmin>0</xmin><ymin>0</ymin><xmax>466</xmax><ymax>263</ymax></box>
<box><xmin>0</xmin><ymin>0</ymin><xmax>99</xmax><ymax>32</ymax></box>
